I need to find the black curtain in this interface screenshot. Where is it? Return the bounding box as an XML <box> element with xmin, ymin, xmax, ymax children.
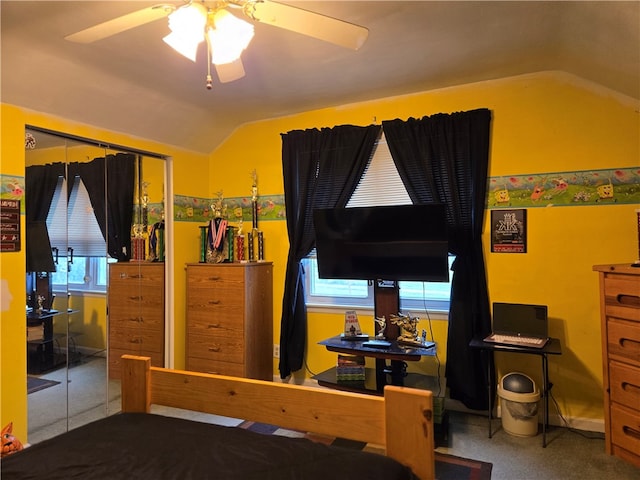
<box><xmin>25</xmin><ymin>163</ymin><xmax>65</xmax><ymax>223</ymax></box>
<box><xmin>279</xmin><ymin>124</ymin><xmax>381</xmax><ymax>378</ymax></box>
<box><xmin>68</xmin><ymin>153</ymin><xmax>136</xmax><ymax>261</ymax></box>
<box><xmin>382</xmin><ymin>108</ymin><xmax>493</xmax><ymax>410</ymax></box>
<box><xmin>25</xmin><ymin>163</ymin><xmax>65</xmax><ymax>273</ymax></box>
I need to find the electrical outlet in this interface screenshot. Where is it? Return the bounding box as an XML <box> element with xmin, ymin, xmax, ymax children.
<box><xmin>273</xmin><ymin>344</ymin><xmax>280</xmax><ymax>358</ymax></box>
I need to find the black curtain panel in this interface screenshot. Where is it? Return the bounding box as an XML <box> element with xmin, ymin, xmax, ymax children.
<box><xmin>279</xmin><ymin>124</ymin><xmax>381</xmax><ymax>378</ymax></box>
<box><xmin>69</xmin><ymin>153</ymin><xmax>135</xmax><ymax>261</ymax></box>
<box><xmin>25</xmin><ymin>163</ymin><xmax>65</xmax><ymax>223</ymax></box>
<box><xmin>383</xmin><ymin>108</ymin><xmax>493</xmax><ymax>410</ymax></box>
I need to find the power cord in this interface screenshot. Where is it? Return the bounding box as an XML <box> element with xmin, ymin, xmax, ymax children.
<box><xmin>419</xmin><ymin>283</ymin><xmax>443</xmax><ymax>398</ymax></box>
<box><xmin>549</xmin><ymin>389</ymin><xmax>604</xmax><ymax>440</ymax></box>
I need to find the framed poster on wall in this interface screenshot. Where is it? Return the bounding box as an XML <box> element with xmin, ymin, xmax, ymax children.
<box><xmin>491</xmin><ymin>209</ymin><xmax>527</xmax><ymax>253</ymax></box>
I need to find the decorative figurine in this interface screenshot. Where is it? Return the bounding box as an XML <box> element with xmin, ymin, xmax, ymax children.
<box><xmin>390</xmin><ymin>312</ymin><xmax>424</xmax><ymax>347</ymax></box>
<box><xmin>1</xmin><ymin>422</ymin><xmax>24</xmax><ymax>458</ymax></box>
<box><xmin>374</xmin><ymin>316</ymin><xmax>387</xmax><ymax>339</ymax></box>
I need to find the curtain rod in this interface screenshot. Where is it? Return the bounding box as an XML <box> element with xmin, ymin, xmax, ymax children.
<box><xmin>26</xmin><ymin>125</ymin><xmax>167</xmax><ymax>160</ymax></box>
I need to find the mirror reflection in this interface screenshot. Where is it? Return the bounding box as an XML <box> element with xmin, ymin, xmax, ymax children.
<box><xmin>25</xmin><ymin>128</ymin><xmax>165</xmax><ymax>443</ymax></box>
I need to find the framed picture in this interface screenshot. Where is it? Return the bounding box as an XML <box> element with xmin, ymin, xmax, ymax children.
<box><xmin>491</xmin><ymin>209</ymin><xmax>527</xmax><ymax>253</ymax></box>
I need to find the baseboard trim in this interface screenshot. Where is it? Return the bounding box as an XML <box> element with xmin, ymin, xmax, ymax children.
<box><xmin>447</xmin><ymin>398</ymin><xmax>604</xmax><ymax>433</ymax></box>
<box><xmin>282</xmin><ymin>378</ymin><xmax>606</xmax><ymax>434</ymax></box>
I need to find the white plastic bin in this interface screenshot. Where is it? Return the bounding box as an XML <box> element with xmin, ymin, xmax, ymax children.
<box><xmin>497</xmin><ymin>372</ymin><xmax>540</xmax><ymax>437</ymax></box>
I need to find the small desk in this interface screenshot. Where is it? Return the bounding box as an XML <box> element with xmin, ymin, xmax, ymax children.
<box><xmin>316</xmin><ymin>335</ymin><xmax>436</xmax><ymax>394</ymax></box>
<box><xmin>469</xmin><ymin>336</ymin><xmax>562</xmax><ymax>447</ymax></box>
<box><xmin>27</xmin><ymin>309</ymin><xmax>80</xmax><ymax>373</ymax></box>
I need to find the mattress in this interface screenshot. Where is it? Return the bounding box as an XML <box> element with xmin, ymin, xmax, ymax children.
<box><xmin>1</xmin><ymin>413</ymin><xmax>417</xmax><ymax>479</ymax></box>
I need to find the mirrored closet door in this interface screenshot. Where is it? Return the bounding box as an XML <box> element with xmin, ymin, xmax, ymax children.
<box><xmin>25</xmin><ymin>127</ymin><xmax>166</xmax><ymax>444</ymax></box>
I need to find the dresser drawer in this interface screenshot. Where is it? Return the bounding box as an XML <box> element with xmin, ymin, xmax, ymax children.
<box><xmin>187</xmin><ymin>291</ymin><xmax>244</xmax><ymax>313</ymax></box>
<box><xmin>110</xmin><ymin>264</ymin><xmax>164</xmax><ymax>287</ymax></box>
<box><xmin>186</xmin><ymin>356</ymin><xmax>245</xmax><ymax>377</ymax></box>
<box><xmin>187</xmin><ymin>309</ymin><xmax>244</xmax><ymax>335</ymax></box>
<box><xmin>109</xmin><ymin>307</ymin><xmax>164</xmax><ymax>330</ymax></box>
<box><xmin>109</xmin><ymin>286</ymin><xmax>164</xmax><ymax>311</ymax></box>
<box><xmin>609</xmin><ymin>361</ymin><xmax>640</xmax><ymax>411</ymax></box>
<box><xmin>610</xmin><ymin>403</ymin><xmax>640</xmax><ymax>458</ymax></box>
<box><xmin>187</xmin><ymin>334</ymin><xmax>244</xmax><ymax>364</ymax></box>
<box><xmin>109</xmin><ymin>326</ymin><xmax>164</xmax><ymax>353</ymax></box>
<box><xmin>607</xmin><ymin>319</ymin><xmax>640</xmax><ymax>366</ymax></box>
<box><xmin>187</xmin><ymin>265</ymin><xmax>245</xmax><ymax>285</ymax></box>
<box><xmin>604</xmin><ymin>275</ymin><xmax>640</xmax><ymax>323</ymax></box>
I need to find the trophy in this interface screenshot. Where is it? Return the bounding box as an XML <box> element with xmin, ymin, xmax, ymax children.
<box><xmin>206</xmin><ymin>191</ymin><xmax>228</xmax><ymax>264</ymax></box>
<box><xmin>249</xmin><ymin>169</ymin><xmax>265</xmax><ymax>262</ymax></box>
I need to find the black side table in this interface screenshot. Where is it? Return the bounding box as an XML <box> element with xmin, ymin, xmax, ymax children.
<box><xmin>469</xmin><ymin>336</ymin><xmax>562</xmax><ymax>447</ymax></box>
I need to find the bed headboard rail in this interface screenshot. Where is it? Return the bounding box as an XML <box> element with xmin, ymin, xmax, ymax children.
<box><xmin>121</xmin><ymin>355</ymin><xmax>434</xmax><ymax>480</ymax></box>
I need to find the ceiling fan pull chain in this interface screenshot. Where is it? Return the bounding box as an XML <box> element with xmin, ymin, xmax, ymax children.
<box><xmin>206</xmin><ymin>35</ymin><xmax>213</xmax><ymax>90</ymax></box>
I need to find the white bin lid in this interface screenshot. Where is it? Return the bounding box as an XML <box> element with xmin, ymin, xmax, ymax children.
<box><xmin>498</xmin><ymin>372</ymin><xmax>540</xmax><ymax>402</ymax></box>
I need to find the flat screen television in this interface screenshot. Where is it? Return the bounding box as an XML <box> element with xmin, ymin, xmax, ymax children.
<box><xmin>313</xmin><ymin>204</ymin><xmax>449</xmax><ymax>282</ymax></box>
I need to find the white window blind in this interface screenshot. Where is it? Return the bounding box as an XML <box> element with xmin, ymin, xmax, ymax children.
<box><xmin>47</xmin><ymin>176</ymin><xmax>106</xmax><ymax>257</ymax></box>
<box><xmin>347</xmin><ymin>132</ymin><xmax>412</xmax><ymax>207</ymax></box>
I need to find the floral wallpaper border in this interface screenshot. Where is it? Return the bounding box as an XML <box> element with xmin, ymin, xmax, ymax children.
<box><xmin>173</xmin><ymin>194</ymin><xmax>286</xmax><ymax>223</ymax></box>
<box><xmin>3</xmin><ymin>166</ymin><xmax>638</xmax><ymax>223</ymax></box>
<box><xmin>487</xmin><ymin>167</ymin><xmax>640</xmax><ymax>208</ymax></box>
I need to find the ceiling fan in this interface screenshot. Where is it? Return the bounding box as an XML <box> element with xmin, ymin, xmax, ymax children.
<box><xmin>65</xmin><ymin>1</ymin><xmax>369</xmax><ymax>88</ymax></box>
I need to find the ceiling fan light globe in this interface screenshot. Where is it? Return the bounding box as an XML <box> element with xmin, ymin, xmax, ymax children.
<box><xmin>163</xmin><ymin>32</ymin><xmax>201</xmax><ymax>62</ymax></box>
<box><xmin>167</xmin><ymin>3</ymin><xmax>207</xmax><ymax>35</ymax></box>
<box><xmin>163</xmin><ymin>3</ymin><xmax>207</xmax><ymax>62</ymax></box>
<box><xmin>209</xmin><ymin>10</ymin><xmax>254</xmax><ymax>65</ymax></box>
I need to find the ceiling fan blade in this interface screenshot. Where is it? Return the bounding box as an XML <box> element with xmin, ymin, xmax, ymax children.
<box><xmin>215</xmin><ymin>59</ymin><xmax>246</xmax><ymax>83</ymax></box>
<box><xmin>65</xmin><ymin>5</ymin><xmax>173</xmax><ymax>43</ymax></box>
<box><xmin>244</xmin><ymin>1</ymin><xmax>368</xmax><ymax>50</ymax></box>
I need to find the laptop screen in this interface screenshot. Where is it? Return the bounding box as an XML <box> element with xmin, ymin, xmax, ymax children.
<box><xmin>492</xmin><ymin>302</ymin><xmax>548</xmax><ymax>338</ymax></box>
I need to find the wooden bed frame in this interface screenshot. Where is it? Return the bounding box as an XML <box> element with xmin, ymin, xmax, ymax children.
<box><xmin>121</xmin><ymin>355</ymin><xmax>435</xmax><ymax>480</ymax></box>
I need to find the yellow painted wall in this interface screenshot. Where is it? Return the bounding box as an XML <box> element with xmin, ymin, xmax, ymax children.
<box><xmin>2</xmin><ymin>71</ymin><xmax>638</xmax><ymax>444</ymax></box>
<box><xmin>209</xmin><ymin>72</ymin><xmax>639</xmax><ymax>423</ymax></box>
<box><xmin>0</xmin><ymin>103</ymin><xmax>209</xmax><ymax>442</ymax></box>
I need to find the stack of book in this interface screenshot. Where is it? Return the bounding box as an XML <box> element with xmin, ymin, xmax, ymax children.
<box><xmin>336</xmin><ymin>354</ymin><xmax>365</xmax><ymax>383</ymax></box>
<box><xmin>27</xmin><ymin>323</ymin><xmax>44</xmax><ymax>341</ymax></box>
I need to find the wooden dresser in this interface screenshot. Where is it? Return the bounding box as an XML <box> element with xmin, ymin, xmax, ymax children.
<box><xmin>186</xmin><ymin>262</ymin><xmax>273</xmax><ymax>381</ymax></box>
<box><xmin>108</xmin><ymin>262</ymin><xmax>165</xmax><ymax>379</ymax></box>
<box><xmin>593</xmin><ymin>263</ymin><xmax>640</xmax><ymax>467</ymax></box>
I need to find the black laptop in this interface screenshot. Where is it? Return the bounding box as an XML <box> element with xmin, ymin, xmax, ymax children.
<box><xmin>484</xmin><ymin>302</ymin><xmax>549</xmax><ymax>348</ymax></box>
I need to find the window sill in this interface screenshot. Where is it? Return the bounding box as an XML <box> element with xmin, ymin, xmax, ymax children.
<box><xmin>52</xmin><ymin>288</ymin><xmax>106</xmax><ymax>297</ymax></box>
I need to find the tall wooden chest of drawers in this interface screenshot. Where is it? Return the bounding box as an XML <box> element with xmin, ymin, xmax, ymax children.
<box><xmin>186</xmin><ymin>262</ymin><xmax>273</xmax><ymax>381</ymax></box>
<box><xmin>593</xmin><ymin>263</ymin><xmax>640</xmax><ymax>467</ymax></box>
<box><xmin>108</xmin><ymin>262</ymin><xmax>165</xmax><ymax>379</ymax></box>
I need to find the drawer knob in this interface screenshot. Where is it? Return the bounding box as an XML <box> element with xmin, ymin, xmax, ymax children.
<box><xmin>208</xmin><ymin>346</ymin><xmax>221</xmax><ymax>352</ymax></box>
<box><xmin>207</xmin><ymin>324</ymin><xmax>220</xmax><ymax>329</ymax></box>
<box><xmin>128</xmin><ymin>317</ymin><xmax>144</xmax><ymax>323</ymax></box>
<box><xmin>621</xmin><ymin>381</ymin><xmax>640</xmax><ymax>395</ymax></box>
<box><xmin>616</xmin><ymin>293</ymin><xmax>640</xmax><ymax>307</ymax></box>
<box><xmin>208</xmin><ymin>300</ymin><xmax>221</xmax><ymax>305</ymax></box>
<box><xmin>129</xmin><ymin>296</ymin><xmax>142</xmax><ymax>301</ymax></box>
<box><xmin>130</xmin><ymin>338</ymin><xmax>142</xmax><ymax>344</ymax></box>
<box><xmin>619</xmin><ymin>337</ymin><xmax>640</xmax><ymax>349</ymax></box>
<box><xmin>622</xmin><ymin>426</ymin><xmax>640</xmax><ymax>441</ymax></box>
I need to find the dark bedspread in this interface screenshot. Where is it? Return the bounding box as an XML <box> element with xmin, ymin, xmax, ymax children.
<box><xmin>1</xmin><ymin>413</ymin><xmax>417</xmax><ymax>479</ymax></box>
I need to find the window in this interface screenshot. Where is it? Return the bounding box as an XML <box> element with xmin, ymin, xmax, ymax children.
<box><xmin>47</xmin><ymin>176</ymin><xmax>111</xmax><ymax>293</ymax></box>
<box><xmin>304</xmin><ymin>133</ymin><xmax>453</xmax><ymax>313</ymax></box>
<box><xmin>50</xmin><ymin>256</ymin><xmax>116</xmax><ymax>293</ymax></box>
